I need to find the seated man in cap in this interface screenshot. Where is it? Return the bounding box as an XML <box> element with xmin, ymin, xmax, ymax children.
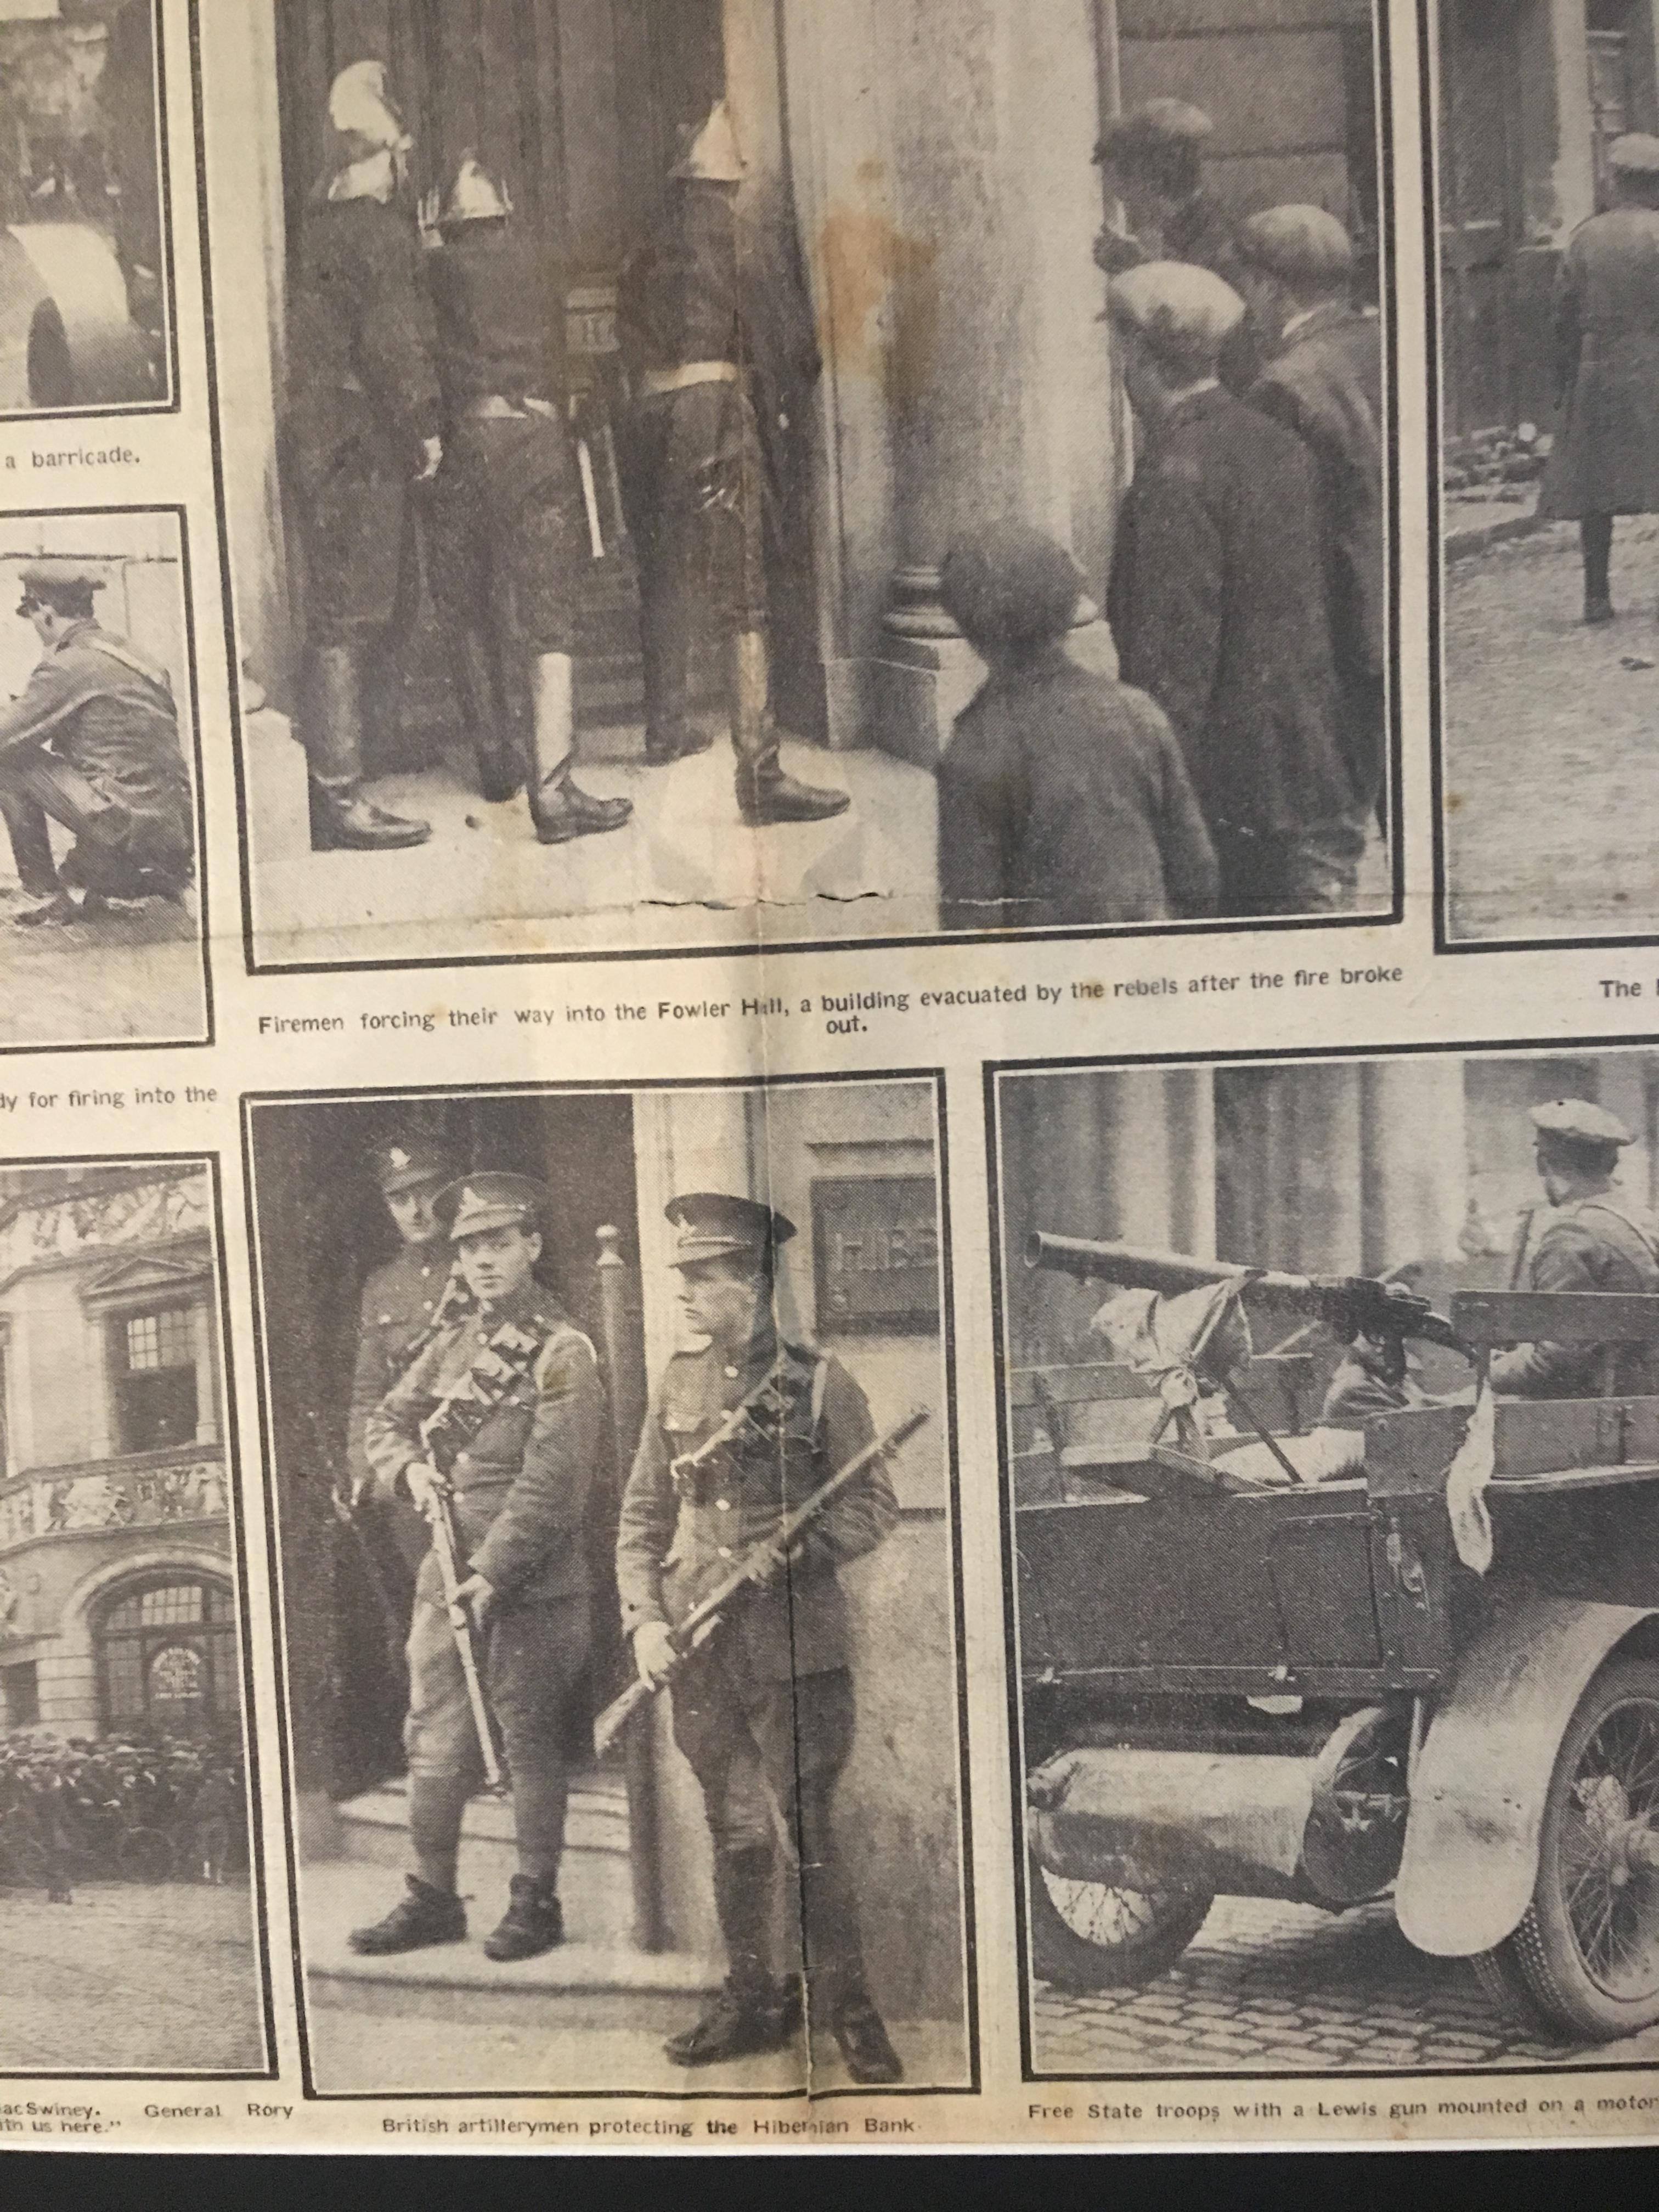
<box><xmin>1105</xmin><ymin>262</ymin><xmax>1357</xmax><ymax>919</ymax></box>
<box><xmin>617</xmin><ymin>1193</ymin><xmax>904</xmax><ymax>2084</ymax></box>
<box><xmin>1490</xmin><ymin>1101</ymin><xmax>1659</xmax><ymax>1399</ymax></box>
<box><xmin>934</xmin><ymin>519</ymin><xmax>1217</xmax><ymax>931</ymax></box>
<box><xmin>0</xmin><ymin>561</ymin><xmax>194</xmax><ymax>927</ymax></box>
<box><xmin>1234</xmin><ymin>207</ymin><xmax>1385</xmax><ymax>826</ymax></box>
<box><xmin>356</xmin><ymin>1173</ymin><xmax>606</xmax><ymax>1963</ymax></box>
<box><xmin>1539</xmin><ymin>133</ymin><xmax>1659</xmax><ymax>623</ymax></box>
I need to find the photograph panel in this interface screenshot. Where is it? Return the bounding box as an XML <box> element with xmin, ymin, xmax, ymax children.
<box><xmin>0</xmin><ymin>0</ymin><xmax>174</xmax><ymax>419</ymax></box>
<box><xmin>991</xmin><ymin>1044</ymin><xmax>1659</xmax><ymax>2077</ymax></box>
<box><xmin>244</xmin><ymin>1075</ymin><xmax>973</xmax><ymax>2097</ymax></box>
<box><xmin>0</xmin><ymin>507</ymin><xmax>208</xmax><ymax>1052</ymax></box>
<box><xmin>207</xmin><ymin>0</ymin><xmax>1394</xmax><ymax>972</ymax></box>
<box><xmin>0</xmin><ymin>1155</ymin><xmax>269</xmax><ymax>2077</ymax></box>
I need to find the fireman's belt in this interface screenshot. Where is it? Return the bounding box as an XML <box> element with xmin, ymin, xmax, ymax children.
<box><xmin>639</xmin><ymin>362</ymin><xmax>740</xmax><ymax>398</ymax></box>
<box><xmin>459</xmin><ymin>393</ymin><xmax>560</xmax><ymax>421</ymax></box>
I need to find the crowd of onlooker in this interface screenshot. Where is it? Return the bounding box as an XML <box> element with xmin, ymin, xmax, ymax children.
<box><xmin>0</xmin><ymin>1726</ymin><xmax>246</xmax><ymax>1893</ymax></box>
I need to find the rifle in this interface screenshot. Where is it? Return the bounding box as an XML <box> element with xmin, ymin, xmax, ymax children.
<box><xmin>412</xmin><ymin>1423</ymin><xmax>503</xmax><ymax>1791</ymax></box>
<box><xmin>594</xmin><ymin>1404</ymin><xmax>931</xmax><ymax>1758</ymax></box>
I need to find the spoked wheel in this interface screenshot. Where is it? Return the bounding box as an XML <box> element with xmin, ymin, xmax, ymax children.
<box><xmin>1473</xmin><ymin>1657</ymin><xmax>1659</xmax><ymax>2041</ymax></box>
<box><xmin>116</xmin><ymin>1826</ymin><xmax>174</xmax><ymax>1884</ymax></box>
<box><xmin>1027</xmin><ymin>1846</ymin><xmax>1213</xmax><ymax>1992</ymax></box>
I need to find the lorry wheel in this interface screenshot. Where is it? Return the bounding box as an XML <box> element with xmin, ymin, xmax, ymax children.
<box><xmin>1472</xmin><ymin>1656</ymin><xmax>1659</xmax><ymax>2041</ymax></box>
<box><xmin>1027</xmin><ymin>1847</ymin><xmax>1212</xmax><ymax>1993</ymax></box>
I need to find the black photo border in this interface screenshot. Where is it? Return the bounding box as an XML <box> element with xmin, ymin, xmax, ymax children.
<box><xmin>0</xmin><ymin>1148</ymin><xmax>278</xmax><ymax>2083</ymax></box>
<box><xmin>988</xmin><ymin>1025</ymin><xmax>1659</xmax><ymax>2085</ymax></box>
<box><xmin>205</xmin><ymin>0</ymin><xmax>1404</xmax><ymax>980</ymax></box>
<box><xmin>239</xmin><ymin>1066</ymin><xmax>980</xmax><ymax>2104</ymax></box>
<box><xmin>0</xmin><ymin>501</ymin><xmax>213</xmax><ymax>1056</ymax></box>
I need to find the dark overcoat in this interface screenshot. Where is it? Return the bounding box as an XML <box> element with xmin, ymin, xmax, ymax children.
<box><xmin>1539</xmin><ymin>206</ymin><xmax>1659</xmax><ymax>518</ymax></box>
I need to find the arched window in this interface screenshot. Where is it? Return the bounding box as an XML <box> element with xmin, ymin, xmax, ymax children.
<box><xmin>95</xmin><ymin>1576</ymin><xmax>238</xmax><ymax>1736</ymax></box>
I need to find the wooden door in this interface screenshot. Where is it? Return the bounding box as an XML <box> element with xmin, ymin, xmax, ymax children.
<box><xmin>1438</xmin><ymin>0</ymin><xmax>1523</xmax><ymax>438</ymax></box>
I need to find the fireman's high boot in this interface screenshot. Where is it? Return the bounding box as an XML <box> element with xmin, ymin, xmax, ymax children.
<box><xmin>302</xmin><ymin>644</ymin><xmax>431</xmax><ymax>851</ymax></box>
<box><xmin>729</xmin><ymin>630</ymin><xmax>849</xmax><ymax>826</ymax></box>
<box><xmin>639</xmin><ymin>563</ymin><xmax>712</xmax><ymax>765</ymax></box>
<box><xmin>525</xmin><ymin>652</ymin><xmax>633</xmax><ymax>846</ymax></box>
<box><xmin>452</xmin><ymin>624</ymin><xmax>523</xmax><ymax>803</ymax></box>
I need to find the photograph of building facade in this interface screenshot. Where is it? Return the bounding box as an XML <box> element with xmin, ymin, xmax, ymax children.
<box><xmin>993</xmin><ymin>1044</ymin><xmax>1659</xmax><ymax>2077</ymax></box>
<box><xmin>0</xmin><ymin>1155</ymin><xmax>266</xmax><ymax>2077</ymax></box>
<box><xmin>204</xmin><ymin>0</ymin><xmax>1389</xmax><ymax>969</ymax></box>
<box><xmin>245</xmin><ymin>1075</ymin><xmax>971</xmax><ymax>2097</ymax></box>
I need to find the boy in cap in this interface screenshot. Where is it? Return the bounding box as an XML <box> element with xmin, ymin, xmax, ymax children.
<box><xmin>934</xmin><ymin>520</ymin><xmax>1217</xmax><ymax>930</ymax></box>
<box><xmin>617</xmin><ymin>1193</ymin><xmax>903</xmax><ymax>2084</ymax></box>
<box><xmin>1105</xmin><ymin>261</ymin><xmax>1357</xmax><ymax>917</ymax></box>
<box><xmin>1491</xmin><ymin>1100</ymin><xmax>1659</xmax><ymax>1398</ymax></box>
<box><xmin>355</xmin><ymin>1173</ymin><xmax>606</xmax><ymax>1963</ymax></box>
<box><xmin>1235</xmin><ymin>207</ymin><xmax>1385</xmax><ymax>822</ymax></box>
<box><xmin>0</xmin><ymin>560</ymin><xmax>194</xmax><ymax>926</ymax></box>
<box><xmin>1539</xmin><ymin>133</ymin><xmax>1659</xmax><ymax>623</ymax></box>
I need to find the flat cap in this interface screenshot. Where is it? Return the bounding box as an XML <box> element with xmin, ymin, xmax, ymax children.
<box><xmin>1531</xmin><ymin>1099</ymin><xmax>1634</xmax><ymax>1146</ymax></box>
<box><xmin>1095</xmin><ymin>98</ymin><xmax>1215</xmax><ymax>167</ymax></box>
<box><xmin>939</xmin><ymin>523</ymin><xmax>1084</xmax><ymax>653</ymax></box>
<box><xmin>1109</xmin><ymin>259</ymin><xmax>1245</xmax><ymax>354</ymax></box>
<box><xmin>1610</xmin><ymin>133</ymin><xmax>1659</xmax><ymax>174</ymax></box>
<box><xmin>665</xmin><ymin>1192</ymin><xmax>795</xmax><ymax>1269</ymax></box>
<box><xmin>370</xmin><ymin>1138</ymin><xmax>457</xmax><ymax>1196</ymax></box>
<box><xmin>435</xmin><ymin>1173</ymin><xmax>549</xmax><ymax>1242</ymax></box>
<box><xmin>18</xmin><ymin>560</ymin><xmax>105</xmax><ymax>596</ymax></box>
<box><xmin>1237</xmin><ymin>204</ymin><xmax>1353</xmax><ymax>287</ymax></box>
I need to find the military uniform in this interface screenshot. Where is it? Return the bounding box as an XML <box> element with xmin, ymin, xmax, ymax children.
<box><xmin>0</xmin><ymin>588</ymin><xmax>192</xmax><ymax>910</ymax></box>
<box><xmin>616</xmin><ymin>1192</ymin><xmax>901</xmax><ymax>2080</ymax></box>
<box><xmin>357</xmin><ymin>1175</ymin><xmax>605</xmax><ymax>1961</ymax></box>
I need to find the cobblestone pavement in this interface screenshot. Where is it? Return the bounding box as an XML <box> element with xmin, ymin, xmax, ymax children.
<box><xmin>1444</xmin><ymin>512</ymin><xmax>1659</xmax><ymax>943</ymax></box>
<box><xmin>1031</xmin><ymin>1896</ymin><xmax>1659</xmax><ymax>2076</ymax></box>
<box><xmin>0</xmin><ymin>1880</ymin><xmax>265</xmax><ymax>2073</ymax></box>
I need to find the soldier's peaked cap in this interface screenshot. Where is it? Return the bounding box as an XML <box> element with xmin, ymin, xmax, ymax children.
<box><xmin>371</xmin><ymin>1138</ymin><xmax>457</xmax><ymax>1195</ymax></box>
<box><xmin>665</xmin><ymin>1192</ymin><xmax>795</xmax><ymax>1268</ymax></box>
<box><xmin>435</xmin><ymin>1173</ymin><xmax>550</xmax><ymax>1242</ymax></box>
<box><xmin>18</xmin><ymin>560</ymin><xmax>105</xmax><ymax>597</ymax></box>
<box><xmin>1531</xmin><ymin>1099</ymin><xmax>1635</xmax><ymax>1147</ymax></box>
<box><xmin>1611</xmin><ymin>133</ymin><xmax>1659</xmax><ymax>174</ymax></box>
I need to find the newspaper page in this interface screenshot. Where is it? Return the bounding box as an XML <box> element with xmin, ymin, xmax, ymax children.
<box><xmin>0</xmin><ymin>0</ymin><xmax>1656</xmax><ymax>2162</ymax></box>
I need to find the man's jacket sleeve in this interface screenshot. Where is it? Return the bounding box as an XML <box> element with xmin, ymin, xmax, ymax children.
<box><xmin>469</xmin><ymin>1328</ymin><xmax>604</xmax><ymax>1597</ymax></box>
<box><xmin>936</xmin><ymin>724</ymin><xmax>1019</xmax><ymax>934</ymax></box>
<box><xmin>800</xmin><ymin>1358</ymin><xmax>898</xmax><ymax>1572</ymax></box>
<box><xmin>1489</xmin><ymin>1224</ymin><xmax>1601</xmax><ymax>1397</ymax></box>
<box><xmin>616</xmin><ymin>1391</ymin><xmax>676</xmax><ymax>1637</ymax></box>
<box><xmin>0</xmin><ymin>652</ymin><xmax>89</xmax><ymax>759</ymax></box>
<box><xmin>1152</xmin><ymin>706</ymin><xmax>1220</xmax><ymax>917</ymax></box>
<box><xmin>351</xmin><ymin>217</ymin><xmax>442</xmax><ymax>448</ymax></box>
<box><xmin>362</xmin><ymin>1334</ymin><xmax>442</xmax><ymax>1500</ymax></box>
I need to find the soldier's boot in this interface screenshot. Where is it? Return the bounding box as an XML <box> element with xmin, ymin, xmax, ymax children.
<box><xmin>640</xmin><ymin>577</ymin><xmax>711</xmax><ymax>765</ymax></box>
<box><xmin>729</xmin><ymin>630</ymin><xmax>849</xmax><ymax>826</ymax></box>
<box><xmin>451</xmin><ymin>624</ymin><xmax>523</xmax><ymax>804</ymax></box>
<box><xmin>302</xmin><ymin>644</ymin><xmax>431</xmax><ymax>853</ymax></box>
<box><xmin>664</xmin><ymin>1845</ymin><xmax>790</xmax><ymax>2067</ymax></box>
<box><xmin>482</xmin><ymin>1873</ymin><xmax>564</xmax><ymax>1962</ymax></box>
<box><xmin>524</xmin><ymin>651</ymin><xmax>633</xmax><ymax>846</ymax></box>
<box><xmin>347</xmin><ymin>1874</ymin><xmax>467</xmax><ymax>1956</ymax></box>
<box><xmin>830</xmin><ymin>1989</ymin><xmax>904</xmax><ymax>2086</ymax></box>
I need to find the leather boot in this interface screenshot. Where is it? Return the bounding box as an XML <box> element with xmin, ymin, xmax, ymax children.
<box><xmin>302</xmin><ymin>644</ymin><xmax>431</xmax><ymax>852</ymax></box>
<box><xmin>482</xmin><ymin>1874</ymin><xmax>564</xmax><ymax>1962</ymax></box>
<box><xmin>639</xmin><ymin>558</ymin><xmax>710</xmax><ymax>764</ymax></box>
<box><xmin>831</xmin><ymin>1990</ymin><xmax>904</xmax><ymax>2085</ymax></box>
<box><xmin>348</xmin><ymin>1874</ymin><xmax>467</xmax><ymax>1956</ymax></box>
<box><xmin>729</xmin><ymin>631</ymin><xmax>849</xmax><ymax>825</ymax></box>
<box><xmin>451</xmin><ymin>624</ymin><xmax>523</xmax><ymax>803</ymax></box>
<box><xmin>526</xmin><ymin>652</ymin><xmax>633</xmax><ymax>845</ymax></box>
<box><xmin>664</xmin><ymin>1844</ymin><xmax>789</xmax><ymax>2067</ymax></box>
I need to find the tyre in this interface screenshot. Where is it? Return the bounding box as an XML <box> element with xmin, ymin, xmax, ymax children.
<box><xmin>1027</xmin><ymin>1845</ymin><xmax>1212</xmax><ymax>1993</ymax></box>
<box><xmin>116</xmin><ymin>1826</ymin><xmax>174</xmax><ymax>1884</ymax></box>
<box><xmin>1472</xmin><ymin>1656</ymin><xmax>1659</xmax><ymax>2042</ymax></box>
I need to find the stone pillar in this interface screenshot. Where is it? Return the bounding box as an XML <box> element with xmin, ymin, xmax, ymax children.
<box><xmin>1517</xmin><ymin>0</ymin><xmax>1595</xmax><ymax>246</ymax></box>
<box><xmin>777</xmin><ymin>0</ymin><xmax>1121</xmax><ymax>759</ymax></box>
<box><xmin>191</xmin><ymin>1299</ymin><xmax>219</xmax><ymax>1446</ymax></box>
<box><xmin>1362</xmin><ymin>1059</ymin><xmax>1470</xmax><ymax>1274</ymax></box>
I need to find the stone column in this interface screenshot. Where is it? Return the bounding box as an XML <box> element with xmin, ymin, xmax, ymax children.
<box><xmin>191</xmin><ymin>1299</ymin><xmax>219</xmax><ymax>1447</ymax></box>
<box><xmin>1362</xmin><ymin>1058</ymin><xmax>1470</xmax><ymax>1274</ymax></box>
<box><xmin>1517</xmin><ymin>0</ymin><xmax>1595</xmax><ymax>247</ymax></box>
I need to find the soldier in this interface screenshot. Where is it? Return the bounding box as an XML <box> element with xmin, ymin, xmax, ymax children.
<box><xmin>616</xmin><ymin>1193</ymin><xmax>902</xmax><ymax>2083</ymax></box>
<box><xmin>353</xmin><ymin>1174</ymin><xmax>605</xmax><ymax>1963</ymax></box>
<box><xmin>1491</xmin><ymin>1101</ymin><xmax>1659</xmax><ymax>1400</ymax></box>
<box><xmin>348</xmin><ymin>1138</ymin><xmax>464</xmax><ymax>1576</ymax></box>
<box><xmin>285</xmin><ymin>60</ymin><xmax>435</xmax><ymax>853</ymax></box>
<box><xmin>0</xmin><ymin>560</ymin><xmax>193</xmax><ymax>928</ymax></box>
<box><xmin>425</xmin><ymin>157</ymin><xmax>632</xmax><ymax>844</ymax></box>
<box><xmin>616</xmin><ymin>103</ymin><xmax>849</xmax><ymax>825</ymax></box>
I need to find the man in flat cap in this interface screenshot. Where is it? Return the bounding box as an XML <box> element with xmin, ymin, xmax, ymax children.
<box><xmin>424</xmin><ymin>155</ymin><xmax>631</xmax><ymax>844</ymax></box>
<box><xmin>1093</xmin><ymin>100</ymin><xmax>1258</xmax><ymax>391</ymax></box>
<box><xmin>616</xmin><ymin>1192</ymin><xmax>903</xmax><ymax>2083</ymax></box>
<box><xmin>354</xmin><ymin>1172</ymin><xmax>606</xmax><ymax>1962</ymax></box>
<box><xmin>285</xmin><ymin>60</ymin><xmax>436</xmax><ymax>853</ymax></box>
<box><xmin>1539</xmin><ymin>133</ymin><xmax>1659</xmax><ymax>623</ymax></box>
<box><xmin>616</xmin><ymin>102</ymin><xmax>849</xmax><ymax>825</ymax></box>
<box><xmin>1235</xmin><ymin>207</ymin><xmax>1385</xmax><ymax>826</ymax></box>
<box><xmin>1105</xmin><ymin>262</ymin><xmax>1355</xmax><ymax>918</ymax></box>
<box><xmin>934</xmin><ymin>520</ymin><xmax>1216</xmax><ymax>932</ymax></box>
<box><xmin>0</xmin><ymin>560</ymin><xmax>193</xmax><ymax>927</ymax></box>
<box><xmin>1491</xmin><ymin>1100</ymin><xmax>1659</xmax><ymax>1398</ymax></box>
